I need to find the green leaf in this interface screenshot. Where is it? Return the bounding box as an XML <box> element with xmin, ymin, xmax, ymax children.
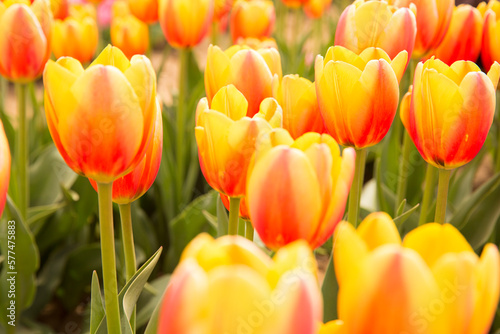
<box><xmin>450</xmin><ymin>172</ymin><xmax>500</xmax><ymax>250</ymax></box>
<box><xmin>0</xmin><ymin>196</ymin><xmax>39</xmax><ymax>330</ymax></box>
<box><xmin>90</xmin><ymin>271</ymin><xmax>105</xmax><ymax>334</ymax></box>
<box><xmin>217</xmin><ymin>194</ymin><xmax>228</xmax><ymax>237</ymax></box>
<box><xmin>448</xmin><ymin>152</ymin><xmax>484</xmax><ymax>209</ymax></box>
<box><xmin>375</xmin><ymin>158</ymin><xmax>391</xmax><ymax>213</ymax></box>
<box><xmin>394</xmin><ymin>203</ymin><xmax>420</xmax><ymax>227</ymax></box>
<box><xmin>136</xmin><ymin>274</ymin><xmax>170</xmax><ymax>328</ymax></box>
<box><xmin>396</xmin><ymin>199</ymin><xmax>407</xmax><ymax>217</ymax></box>
<box><xmin>321</xmin><ymin>252</ymin><xmax>338</xmax><ymax>322</ymax></box>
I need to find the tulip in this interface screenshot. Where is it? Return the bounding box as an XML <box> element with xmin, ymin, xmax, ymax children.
<box><xmin>110</xmin><ymin>2</ymin><xmax>149</xmax><ymax>59</ymax></box>
<box><xmin>52</xmin><ymin>3</ymin><xmax>98</xmax><ymax>64</ymax></box>
<box><xmin>235</xmin><ymin>36</ymin><xmax>279</xmax><ymax>49</ymax></box>
<box><xmin>273</xmin><ymin>74</ymin><xmax>325</xmax><ymax>139</ymax></box>
<box><xmin>335</xmin><ymin>0</ymin><xmax>416</xmax><ymax>61</ymax></box>
<box><xmin>205</xmin><ymin>44</ymin><xmax>282</xmax><ymax>117</ymax></box>
<box><xmin>247</xmin><ymin>129</ymin><xmax>355</xmax><ymax>249</ymax></box>
<box><xmin>158</xmin><ymin>233</ymin><xmax>323</xmax><ymax>334</ymax></box>
<box><xmin>479</xmin><ymin>0</ymin><xmax>500</xmax><ymax>70</ymax></box>
<box><xmin>333</xmin><ymin>213</ymin><xmax>500</xmax><ymax>334</ymax></box>
<box><xmin>0</xmin><ymin>120</ymin><xmax>11</xmax><ymax>219</ymax></box>
<box><xmin>158</xmin><ymin>0</ymin><xmax>213</xmax><ymax>48</ymax></box>
<box><xmin>392</xmin><ymin>0</ymin><xmax>453</xmax><ymax>59</ymax></box>
<box><xmin>318</xmin><ymin>321</ymin><xmax>345</xmax><ymax>334</ymax></box>
<box><xmin>51</xmin><ymin>0</ymin><xmax>69</xmax><ymax>19</ymax></box>
<box><xmin>281</xmin><ymin>0</ymin><xmax>309</xmax><ymax>8</ymax></box>
<box><xmin>400</xmin><ymin>58</ymin><xmax>500</xmax><ymax>223</ymax></box>
<box><xmin>230</xmin><ymin>0</ymin><xmax>275</xmax><ymax>43</ymax></box>
<box><xmin>128</xmin><ymin>0</ymin><xmax>158</xmax><ymax>23</ymax></box>
<box><xmin>427</xmin><ymin>5</ymin><xmax>482</xmax><ymax>65</ymax></box>
<box><xmin>0</xmin><ymin>0</ymin><xmax>52</xmax><ymax>82</ymax></box>
<box><xmin>214</xmin><ymin>0</ymin><xmax>234</xmax><ymax>22</ymax></box>
<box><xmin>304</xmin><ymin>0</ymin><xmax>332</xmax><ymax>19</ymax></box>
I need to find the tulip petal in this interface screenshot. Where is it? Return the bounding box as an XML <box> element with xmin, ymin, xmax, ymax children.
<box><xmin>211</xmin><ymin>84</ymin><xmax>248</xmax><ymax>120</ymax></box>
<box><xmin>90</xmin><ymin>44</ymin><xmax>130</xmax><ymax>72</ymax></box>
<box><xmin>205</xmin><ymin>45</ymin><xmax>231</xmax><ymax>103</ymax></box>
<box><xmin>356</xmin><ymin>212</ymin><xmax>401</xmax><ymax>249</ymax></box>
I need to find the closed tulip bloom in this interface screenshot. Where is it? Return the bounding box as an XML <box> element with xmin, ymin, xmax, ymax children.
<box><xmin>43</xmin><ymin>45</ymin><xmax>157</xmax><ymax>183</ymax></box>
<box><xmin>196</xmin><ymin>85</ymin><xmax>280</xmax><ymax>197</ymax></box>
<box><xmin>401</xmin><ymin>59</ymin><xmax>500</xmax><ymax>169</ymax></box>
<box><xmin>315</xmin><ymin>46</ymin><xmax>407</xmax><ymax>149</ymax></box>
<box><xmin>272</xmin><ymin>74</ymin><xmax>324</xmax><ymax>139</ymax></box>
<box><xmin>89</xmin><ymin>102</ymin><xmax>162</xmax><ymax>204</ymax></box>
<box><xmin>334</xmin><ymin>213</ymin><xmax>500</xmax><ymax>334</ymax></box>
<box><xmin>51</xmin><ymin>0</ymin><xmax>68</xmax><ymax>19</ymax></box>
<box><xmin>0</xmin><ymin>121</ymin><xmax>11</xmax><ymax>218</ymax></box>
<box><xmin>128</xmin><ymin>0</ymin><xmax>158</xmax><ymax>23</ymax></box>
<box><xmin>247</xmin><ymin>129</ymin><xmax>355</xmax><ymax>249</ymax></box>
<box><xmin>281</xmin><ymin>0</ymin><xmax>309</xmax><ymax>8</ymax></box>
<box><xmin>205</xmin><ymin>44</ymin><xmax>282</xmax><ymax>117</ymax></box>
<box><xmin>111</xmin><ymin>2</ymin><xmax>149</xmax><ymax>59</ymax></box>
<box><xmin>52</xmin><ymin>4</ymin><xmax>98</xmax><ymax>64</ymax></box>
<box><xmin>159</xmin><ymin>0</ymin><xmax>213</xmax><ymax>48</ymax></box>
<box><xmin>304</xmin><ymin>0</ymin><xmax>332</xmax><ymax>19</ymax></box>
<box><xmin>480</xmin><ymin>0</ymin><xmax>500</xmax><ymax>70</ymax></box>
<box><xmin>230</xmin><ymin>0</ymin><xmax>275</xmax><ymax>43</ymax></box>
<box><xmin>158</xmin><ymin>233</ymin><xmax>322</xmax><ymax>334</ymax></box>
<box><xmin>428</xmin><ymin>5</ymin><xmax>482</xmax><ymax>65</ymax></box>
<box><xmin>0</xmin><ymin>0</ymin><xmax>52</xmax><ymax>82</ymax></box>
<box><xmin>393</xmin><ymin>0</ymin><xmax>453</xmax><ymax>59</ymax></box>
<box><xmin>335</xmin><ymin>0</ymin><xmax>416</xmax><ymax>60</ymax></box>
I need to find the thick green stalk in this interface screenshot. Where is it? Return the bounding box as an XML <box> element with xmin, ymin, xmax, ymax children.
<box><xmin>395</xmin><ymin>132</ymin><xmax>411</xmax><ymax>213</ymax></box>
<box><xmin>347</xmin><ymin>148</ymin><xmax>366</xmax><ymax>227</ymax></box>
<box><xmin>418</xmin><ymin>164</ymin><xmax>437</xmax><ymax>226</ymax></box>
<box><xmin>176</xmin><ymin>49</ymin><xmax>189</xmax><ymax>206</ymax></box>
<box><xmin>245</xmin><ymin>221</ymin><xmax>254</xmax><ymax>241</ymax></box>
<box><xmin>16</xmin><ymin>83</ymin><xmax>28</xmax><ymax>220</ymax></box>
<box><xmin>97</xmin><ymin>183</ymin><xmax>122</xmax><ymax>334</ymax></box>
<box><xmin>119</xmin><ymin>203</ymin><xmax>136</xmax><ymax>331</ymax></box>
<box><xmin>435</xmin><ymin>169</ymin><xmax>452</xmax><ymax>224</ymax></box>
<box><xmin>228</xmin><ymin>197</ymin><xmax>241</xmax><ymax>235</ymax></box>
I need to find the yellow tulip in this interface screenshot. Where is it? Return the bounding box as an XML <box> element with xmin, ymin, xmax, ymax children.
<box><xmin>230</xmin><ymin>0</ymin><xmax>275</xmax><ymax>43</ymax></box>
<box><xmin>111</xmin><ymin>1</ymin><xmax>149</xmax><ymax>59</ymax></box>
<box><xmin>333</xmin><ymin>212</ymin><xmax>500</xmax><ymax>334</ymax></box>
<box><xmin>315</xmin><ymin>46</ymin><xmax>407</xmax><ymax>149</ymax></box>
<box><xmin>158</xmin><ymin>233</ymin><xmax>323</xmax><ymax>334</ymax></box>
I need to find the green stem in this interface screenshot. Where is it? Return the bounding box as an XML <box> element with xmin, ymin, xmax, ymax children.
<box><xmin>97</xmin><ymin>183</ymin><xmax>121</xmax><ymax>334</ymax></box>
<box><xmin>228</xmin><ymin>197</ymin><xmax>241</xmax><ymax>235</ymax></box>
<box><xmin>176</xmin><ymin>48</ymin><xmax>189</xmax><ymax>206</ymax></box>
<box><xmin>347</xmin><ymin>148</ymin><xmax>366</xmax><ymax>227</ymax></box>
<box><xmin>16</xmin><ymin>83</ymin><xmax>28</xmax><ymax>221</ymax></box>
<box><xmin>496</xmin><ymin>118</ymin><xmax>500</xmax><ymax>172</ymax></box>
<box><xmin>119</xmin><ymin>203</ymin><xmax>136</xmax><ymax>332</ymax></box>
<box><xmin>435</xmin><ymin>169</ymin><xmax>452</xmax><ymax>224</ymax></box>
<box><xmin>418</xmin><ymin>164</ymin><xmax>437</xmax><ymax>226</ymax></box>
<box><xmin>395</xmin><ymin>132</ymin><xmax>411</xmax><ymax>213</ymax></box>
<box><xmin>245</xmin><ymin>221</ymin><xmax>254</xmax><ymax>241</ymax></box>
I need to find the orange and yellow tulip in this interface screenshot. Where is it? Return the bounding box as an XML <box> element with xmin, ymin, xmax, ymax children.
<box><xmin>110</xmin><ymin>2</ymin><xmax>149</xmax><ymax>59</ymax></box>
<box><xmin>0</xmin><ymin>121</ymin><xmax>10</xmax><ymax>218</ymax></box>
<box><xmin>230</xmin><ymin>0</ymin><xmax>275</xmax><ymax>43</ymax></box>
<box><xmin>214</xmin><ymin>0</ymin><xmax>234</xmax><ymax>21</ymax></box>
<box><xmin>195</xmin><ymin>85</ymin><xmax>281</xmax><ymax>197</ymax></box>
<box><xmin>304</xmin><ymin>0</ymin><xmax>332</xmax><ymax>19</ymax></box>
<box><xmin>281</xmin><ymin>0</ymin><xmax>309</xmax><ymax>8</ymax></box>
<box><xmin>401</xmin><ymin>59</ymin><xmax>500</xmax><ymax>169</ymax></box>
<box><xmin>272</xmin><ymin>74</ymin><xmax>325</xmax><ymax>139</ymax></box>
<box><xmin>159</xmin><ymin>0</ymin><xmax>213</xmax><ymax>48</ymax></box>
<box><xmin>480</xmin><ymin>0</ymin><xmax>500</xmax><ymax>70</ymax></box>
<box><xmin>0</xmin><ymin>0</ymin><xmax>52</xmax><ymax>82</ymax></box>
<box><xmin>52</xmin><ymin>3</ymin><xmax>98</xmax><ymax>64</ymax></box>
<box><xmin>315</xmin><ymin>46</ymin><xmax>407</xmax><ymax>149</ymax></box>
<box><xmin>50</xmin><ymin>0</ymin><xmax>68</xmax><ymax>19</ymax></box>
<box><xmin>428</xmin><ymin>5</ymin><xmax>482</xmax><ymax>65</ymax></box>
<box><xmin>393</xmin><ymin>0</ymin><xmax>454</xmax><ymax>59</ymax></box>
<box><xmin>158</xmin><ymin>233</ymin><xmax>323</xmax><ymax>334</ymax></box>
<box><xmin>43</xmin><ymin>45</ymin><xmax>157</xmax><ymax>183</ymax></box>
<box><xmin>334</xmin><ymin>213</ymin><xmax>500</xmax><ymax>334</ymax></box>
<box><xmin>335</xmin><ymin>0</ymin><xmax>416</xmax><ymax>61</ymax></box>
<box><xmin>205</xmin><ymin>44</ymin><xmax>282</xmax><ymax>117</ymax></box>
<box><xmin>128</xmin><ymin>0</ymin><xmax>157</xmax><ymax>23</ymax></box>
<box><xmin>89</xmin><ymin>102</ymin><xmax>162</xmax><ymax>204</ymax></box>
<box><xmin>247</xmin><ymin>129</ymin><xmax>355</xmax><ymax>249</ymax></box>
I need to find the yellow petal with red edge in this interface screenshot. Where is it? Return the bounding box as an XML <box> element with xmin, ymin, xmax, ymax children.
<box><xmin>399</xmin><ymin>86</ymin><xmax>412</xmax><ymax>131</ymax></box>
<box><xmin>333</xmin><ymin>221</ymin><xmax>368</xmax><ymax>286</ymax></box>
<box><xmin>252</xmin><ymin>127</ymin><xmax>294</xmax><ymax>162</ymax></box>
<box><xmin>469</xmin><ymin>244</ymin><xmax>500</xmax><ymax>334</ymax></box>
<box><xmin>211</xmin><ymin>84</ymin><xmax>248</xmax><ymax>120</ymax></box>
<box><xmin>487</xmin><ymin>61</ymin><xmax>500</xmax><ymax>89</ymax></box>
<box><xmin>90</xmin><ymin>44</ymin><xmax>130</xmax><ymax>72</ymax></box>
<box><xmin>357</xmin><ymin>212</ymin><xmax>401</xmax><ymax>250</ymax></box>
<box><xmin>195</xmin><ymin>97</ymin><xmax>209</xmax><ymax>125</ymax></box>
<box><xmin>390</xmin><ymin>50</ymin><xmax>408</xmax><ymax>81</ymax></box>
<box><xmin>205</xmin><ymin>44</ymin><xmax>231</xmax><ymax>104</ymax></box>
<box><xmin>403</xmin><ymin>223</ymin><xmax>473</xmax><ymax>269</ymax></box>
<box><xmin>255</xmin><ymin>97</ymin><xmax>282</xmax><ymax>128</ymax></box>
<box><xmin>338</xmin><ymin>245</ymin><xmax>442</xmax><ymax>334</ymax></box>
<box><xmin>258</xmin><ymin>47</ymin><xmax>282</xmax><ymax>78</ymax></box>
<box><xmin>449</xmin><ymin>60</ymin><xmax>481</xmax><ymax>83</ymax></box>
<box><xmin>56</xmin><ymin>57</ymin><xmax>84</xmax><ymax>75</ymax></box>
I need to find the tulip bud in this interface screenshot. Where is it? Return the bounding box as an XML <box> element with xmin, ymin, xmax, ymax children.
<box><xmin>315</xmin><ymin>46</ymin><xmax>407</xmax><ymax>149</ymax></box>
<box><xmin>159</xmin><ymin>0</ymin><xmax>213</xmax><ymax>48</ymax></box>
<box><xmin>247</xmin><ymin>129</ymin><xmax>355</xmax><ymax>249</ymax></box>
<box><xmin>110</xmin><ymin>1</ymin><xmax>149</xmax><ymax>59</ymax></box>
<box><xmin>0</xmin><ymin>0</ymin><xmax>53</xmax><ymax>82</ymax></box>
<box><xmin>230</xmin><ymin>0</ymin><xmax>275</xmax><ymax>43</ymax></box>
<box><xmin>401</xmin><ymin>58</ymin><xmax>500</xmax><ymax>169</ymax></box>
<box><xmin>43</xmin><ymin>45</ymin><xmax>157</xmax><ymax>183</ymax></box>
<box><xmin>158</xmin><ymin>233</ymin><xmax>323</xmax><ymax>334</ymax></box>
<box><xmin>128</xmin><ymin>0</ymin><xmax>158</xmax><ymax>23</ymax></box>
